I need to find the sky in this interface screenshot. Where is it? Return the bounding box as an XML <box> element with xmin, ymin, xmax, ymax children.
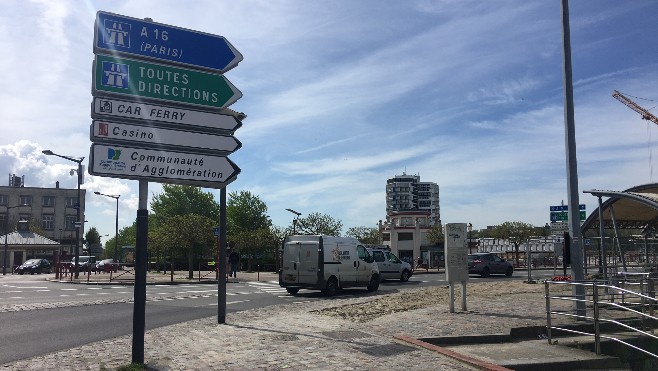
<box><xmin>1</xmin><ymin>0</ymin><xmax>657</xmax><ymax>242</ymax></box>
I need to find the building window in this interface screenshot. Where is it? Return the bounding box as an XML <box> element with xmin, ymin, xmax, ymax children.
<box><xmin>19</xmin><ymin>195</ymin><xmax>32</xmax><ymax>205</ymax></box>
<box><xmin>65</xmin><ymin>216</ymin><xmax>77</xmax><ymax>230</ymax></box>
<box><xmin>42</xmin><ymin>214</ymin><xmax>54</xmax><ymax>230</ymax></box>
<box><xmin>398</xmin><ymin>232</ymin><xmax>414</xmax><ymax>241</ymax></box>
<box><xmin>43</xmin><ymin>196</ymin><xmax>56</xmax><ymax>207</ymax></box>
<box><xmin>0</xmin><ymin>195</ymin><xmax>7</xmax><ymax>205</ymax></box>
<box><xmin>66</xmin><ymin>197</ymin><xmax>77</xmax><ymax>208</ymax></box>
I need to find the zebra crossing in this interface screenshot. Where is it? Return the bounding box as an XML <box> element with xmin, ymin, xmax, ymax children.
<box><xmin>147</xmin><ymin>280</ymin><xmax>313</xmax><ymax>304</ymax></box>
<box><xmin>0</xmin><ymin>279</ymin><xmax>315</xmax><ymax>312</ymax></box>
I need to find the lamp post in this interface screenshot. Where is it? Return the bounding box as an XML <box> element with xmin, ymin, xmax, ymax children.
<box><xmin>3</xmin><ymin>204</ymin><xmax>29</xmax><ymax>275</ymax></box>
<box><xmin>43</xmin><ymin>149</ymin><xmax>84</xmax><ymax>278</ymax></box>
<box><xmin>94</xmin><ymin>191</ymin><xmax>120</xmax><ymax>262</ymax></box>
<box><xmin>285</xmin><ymin>208</ymin><xmax>301</xmax><ymax>234</ymax></box>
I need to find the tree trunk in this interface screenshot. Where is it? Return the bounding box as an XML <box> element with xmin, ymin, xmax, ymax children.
<box><xmin>514</xmin><ymin>244</ymin><xmax>520</xmax><ymax>267</ymax></box>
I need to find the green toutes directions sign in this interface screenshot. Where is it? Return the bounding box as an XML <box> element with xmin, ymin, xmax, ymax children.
<box><xmin>550</xmin><ymin>211</ymin><xmax>586</xmax><ymax>221</ymax></box>
<box><xmin>93</xmin><ymin>54</ymin><xmax>242</xmax><ymax>109</ymax></box>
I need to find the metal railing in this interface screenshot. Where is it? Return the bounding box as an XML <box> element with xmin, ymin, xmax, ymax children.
<box><xmin>545</xmin><ymin>276</ymin><xmax>658</xmax><ymax>360</ymax></box>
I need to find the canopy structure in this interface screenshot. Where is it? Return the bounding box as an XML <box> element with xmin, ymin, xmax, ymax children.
<box><xmin>582</xmin><ymin>183</ymin><xmax>658</xmax><ymax>233</ymax></box>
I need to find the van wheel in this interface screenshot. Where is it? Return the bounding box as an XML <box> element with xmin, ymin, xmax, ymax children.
<box><xmin>322</xmin><ymin>277</ymin><xmax>338</xmax><ymax>296</ymax></box>
<box><xmin>400</xmin><ymin>270</ymin><xmax>410</xmax><ymax>282</ymax></box>
<box><xmin>286</xmin><ymin>287</ymin><xmax>300</xmax><ymax>295</ymax></box>
<box><xmin>367</xmin><ymin>275</ymin><xmax>380</xmax><ymax>292</ymax></box>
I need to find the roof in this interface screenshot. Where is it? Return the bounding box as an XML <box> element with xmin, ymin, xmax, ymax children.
<box><xmin>0</xmin><ymin>231</ymin><xmax>61</xmax><ymax>246</ymax></box>
<box><xmin>581</xmin><ymin>183</ymin><xmax>658</xmax><ymax>232</ymax></box>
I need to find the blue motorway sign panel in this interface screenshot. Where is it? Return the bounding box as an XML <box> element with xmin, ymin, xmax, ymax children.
<box><xmin>549</xmin><ymin>204</ymin><xmax>586</xmax><ymax>212</ymax></box>
<box><xmin>94</xmin><ymin>11</ymin><xmax>243</xmax><ymax>73</ymax></box>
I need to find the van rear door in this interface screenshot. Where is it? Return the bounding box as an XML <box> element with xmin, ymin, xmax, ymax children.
<box><xmin>298</xmin><ymin>243</ymin><xmax>319</xmax><ymax>284</ymax></box>
<box><xmin>281</xmin><ymin>241</ymin><xmax>319</xmax><ymax>285</ymax></box>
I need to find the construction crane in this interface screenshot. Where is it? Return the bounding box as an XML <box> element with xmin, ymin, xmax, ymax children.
<box><xmin>612</xmin><ymin>90</ymin><xmax>658</xmax><ymax>125</ymax></box>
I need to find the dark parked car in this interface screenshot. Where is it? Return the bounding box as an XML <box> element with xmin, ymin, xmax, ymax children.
<box><xmin>468</xmin><ymin>253</ymin><xmax>513</xmax><ymax>277</ymax></box>
<box><xmin>15</xmin><ymin>259</ymin><xmax>52</xmax><ymax>275</ymax></box>
<box><xmin>70</xmin><ymin>256</ymin><xmax>96</xmax><ymax>272</ymax></box>
<box><xmin>95</xmin><ymin>258</ymin><xmax>118</xmax><ymax>272</ymax></box>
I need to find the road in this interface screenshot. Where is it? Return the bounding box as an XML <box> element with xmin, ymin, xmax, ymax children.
<box><xmin>0</xmin><ymin>269</ymin><xmax>554</xmax><ymax>364</ymax></box>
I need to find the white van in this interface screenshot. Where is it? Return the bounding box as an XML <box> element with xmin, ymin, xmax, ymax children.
<box><xmin>279</xmin><ymin>235</ymin><xmax>380</xmax><ymax>296</ymax></box>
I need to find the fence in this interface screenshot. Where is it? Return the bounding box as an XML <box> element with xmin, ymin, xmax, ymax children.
<box><xmin>545</xmin><ymin>275</ymin><xmax>658</xmax><ymax>359</ymax></box>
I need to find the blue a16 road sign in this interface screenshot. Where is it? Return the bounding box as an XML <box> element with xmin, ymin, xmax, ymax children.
<box><xmin>94</xmin><ymin>11</ymin><xmax>243</xmax><ymax>73</ymax></box>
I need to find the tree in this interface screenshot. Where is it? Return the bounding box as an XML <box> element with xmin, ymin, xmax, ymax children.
<box><xmin>105</xmin><ymin>223</ymin><xmax>137</xmax><ymax>260</ymax></box>
<box><xmin>150</xmin><ymin>185</ymin><xmax>220</xmax><ymax>277</ymax></box>
<box><xmin>227</xmin><ymin>191</ymin><xmax>271</xmax><ymax>271</ymax></box>
<box><xmin>296</xmin><ymin>212</ymin><xmax>342</xmax><ymax>236</ymax></box>
<box><xmin>346</xmin><ymin>226</ymin><xmax>381</xmax><ymax>244</ymax></box>
<box><xmin>491</xmin><ymin>221</ymin><xmax>535</xmax><ymax>267</ymax></box>
<box><xmin>85</xmin><ymin>227</ymin><xmax>101</xmax><ymax>249</ymax></box>
<box><xmin>152</xmin><ymin>214</ymin><xmax>216</xmax><ymax>278</ymax></box>
<box><xmin>151</xmin><ymin>184</ymin><xmax>220</xmax><ymax>223</ymax></box>
<box><xmin>268</xmin><ymin>225</ymin><xmax>288</xmax><ymax>271</ymax></box>
<box><xmin>425</xmin><ymin>224</ymin><xmax>444</xmax><ymax>246</ymax></box>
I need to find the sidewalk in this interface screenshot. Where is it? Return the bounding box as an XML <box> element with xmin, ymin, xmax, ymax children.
<box><xmin>2</xmin><ymin>273</ymin><xmax>622</xmax><ymax>370</ymax></box>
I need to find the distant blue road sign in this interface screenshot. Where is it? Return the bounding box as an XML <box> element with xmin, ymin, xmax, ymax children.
<box><xmin>213</xmin><ymin>227</ymin><xmax>220</xmax><ymax>237</ymax></box>
<box><xmin>549</xmin><ymin>204</ymin><xmax>586</xmax><ymax>212</ymax></box>
<box><xmin>94</xmin><ymin>11</ymin><xmax>243</xmax><ymax>73</ymax></box>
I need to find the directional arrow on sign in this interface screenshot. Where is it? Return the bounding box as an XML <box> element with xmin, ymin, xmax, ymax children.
<box><xmin>89</xmin><ymin>143</ymin><xmax>240</xmax><ymax>188</ymax></box>
<box><xmin>91</xmin><ymin>97</ymin><xmax>242</xmax><ymax>134</ymax></box>
<box><xmin>94</xmin><ymin>11</ymin><xmax>243</xmax><ymax>73</ymax></box>
<box><xmin>90</xmin><ymin>120</ymin><xmax>241</xmax><ymax>155</ymax></box>
<box><xmin>93</xmin><ymin>55</ymin><xmax>242</xmax><ymax>110</ymax></box>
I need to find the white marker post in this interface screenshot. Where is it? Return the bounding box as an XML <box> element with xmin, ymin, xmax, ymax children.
<box><xmin>445</xmin><ymin>223</ymin><xmax>469</xmax><ymax>313</ymax></box>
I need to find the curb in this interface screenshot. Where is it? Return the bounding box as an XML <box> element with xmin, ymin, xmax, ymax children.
<box><xmin>394</xmin><ymin>334</ymin><xmax>514</xmax><ymax>371</ymax></box>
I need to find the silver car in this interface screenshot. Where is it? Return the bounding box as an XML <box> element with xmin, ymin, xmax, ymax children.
<box><xmin>368</xmin><ymin>248</ymin><xmax>412</xmax><ymax>282</ymax></box>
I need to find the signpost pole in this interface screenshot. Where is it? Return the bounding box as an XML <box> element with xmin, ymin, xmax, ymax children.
<box><xmin>218</xmin><ymin>187</ymin><xmax>227</xmax><ymax>324</ymax></box>
<box><xmin>562</xmin><ymin>0</ymin><xmax>586</xmax><ymax>317</ymax></box>
<box><xmin>132</xmin><ymin>180</ymin><xmax>148</xmax><ymax>364</ymax></box>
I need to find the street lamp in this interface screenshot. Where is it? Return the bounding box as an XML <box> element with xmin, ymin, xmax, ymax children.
<box><xmin>467</xmin><ymin>223</ymin><xmax>473</xmax><ymax>254</ymax></box>
<box><xmin>43</xmin><ymin>149</ymin><xmax>84</xmax><ymax>278</ymax></box>
<box><xmin>95</xmin><ymin>191</ymin><xmax>120</xmax><ymax>262</ymax></box>
<box><xmin>3</xmin><ymin>204</ymin><xmax>29</xmax><ymax>275</ymax></box>
<box><xmin>285</xmin><ymin>208</ymin><xmax>301</xmax><ymax>234</ymax></box>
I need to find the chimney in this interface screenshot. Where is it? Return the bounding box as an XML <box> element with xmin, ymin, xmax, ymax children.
<box><xmin>56</xmin><ymin>181</ymin><xmax>60</xmax><ymax>189</ymax></box>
